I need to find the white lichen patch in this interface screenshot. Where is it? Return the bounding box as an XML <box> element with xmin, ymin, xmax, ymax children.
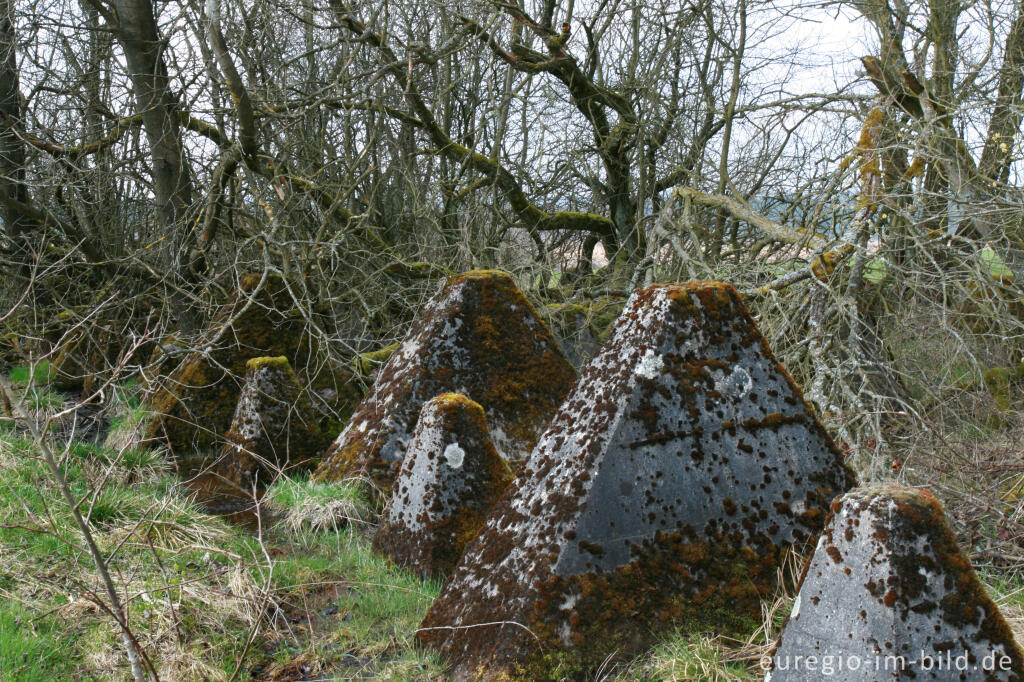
<box><xmin>635</xmin><ymin>349</ymin><xmax>665</xmax><ymax>380</ymax></box>
<box><xmin>444</xmin><ymin>442</ymin><xmax>465</xmax><ymax>469</ymax></box>
<box><xmin>712</xmin><ymin>365</ymin><xmax>753</xmax><ymax>399</ymax></box>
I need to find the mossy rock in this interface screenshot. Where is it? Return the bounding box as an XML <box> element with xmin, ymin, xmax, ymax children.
<box><xmin>767</xmin><ymin>486</ymin><xmax>1024</xmax><ymax>681</ymax></box>
<box><xmin>418</xmin><ymin>282</ymin><xmax>854</xmax><ymax>679</ymax></box>
<box><xmin>49</xmin><ymin>329</ymin><xmax>87</xmax><ymax>391</ymax></box>
<box><xmin>373</xmin><ymin>393</ymin><xmax>514</xmax><ymax>578</ymax></box>
<box><xmin>49</xmin><ymin>323</ymin><xmax>130</xmax><ymax>395</ymax></box>
<box><xmin>140</xmin><ymin>333</ymin><xmax>186</xmax><ymax>398</ymax></box>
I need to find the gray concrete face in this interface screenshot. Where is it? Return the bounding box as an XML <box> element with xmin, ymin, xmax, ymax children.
<box><xmin>218</xmin><ymin>357</ymin><xmax>324</xmax><ymax>486</ymax></box>
<box><xmin>417</xmin><ymin>282</ymin><xmax>854</xmax><ymax>679</ymax></box>
<box><xmin>767</xmin><ymin>487</ymin><xmax>1024</xmax><ymax>681</ymax></box>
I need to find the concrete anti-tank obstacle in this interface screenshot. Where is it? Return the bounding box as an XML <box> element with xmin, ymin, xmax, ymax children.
<box><xmin>144</xmin><ymin>272</ymin><xmax>361</xmax><ymax>455</ymax></box>
<box><xmin>218</xmin><ymin>356</ymin><xmax>327</xmax><ymax>487</ymax></box>
<box><xmin>315</xmin><ymin>270</ymin><xmax>576</xmax><ymax>491</ymax></box>
<box><xmin>765</xmin><ymin>486</ymin><xmax>1024</xmax><ymax>681</ymax></box>
<box><xmin>373</xmin><ymin>393</ymin><xmax>513</xmax><ymax>578</ymax></box>
<box><xmin>416</xmin><ymin>282</ymin><xmax>855</xmax><ymax>679</ymax></box>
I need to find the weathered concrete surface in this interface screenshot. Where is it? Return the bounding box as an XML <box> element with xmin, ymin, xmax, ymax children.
<box><xmin>373</xmin><ymin>393</ymin><xmax>513</xmax><ymax>578</ymax></box>
<box><xmin>315</xmin><ymin>270</ymin><xmax>576</xmax><ymax>491</ymax></box>
<box><xmin>417</xmin><ymin>282</ymin><xmax>855</xmax><ymax>680</ymax></box>
<box><xmin>218</xmin><ymin>356</ymin><xmax>327</xmax><ymax>487</ymax></box>
<box><xmin>766</xmin><ymin>487</ymin><xmax>1024</xmax><ymax>681</ymax></box>
<box><xmin>144</xmin><ymin>273</ymin><xmax>362</xmax><ymax>455</ymax></box>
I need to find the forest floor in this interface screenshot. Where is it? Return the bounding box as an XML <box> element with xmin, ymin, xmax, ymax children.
<box><xmin>2</xmin><ymin>368</ymin><xmax>1024</xmax><ymax>680</ymax></box>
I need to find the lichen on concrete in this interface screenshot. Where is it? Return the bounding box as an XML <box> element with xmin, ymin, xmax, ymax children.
<box><xmin>766</xmin><ymin>486</ymin><xmax>1024</xmax><ymax>681</ymax></box>
<box><xmin>416</xmin><ymin>282</ymin><xmax>855</xmax><ymax>679</ymax></box>
<box><xmin>315</xmin><ymin>270</ymin><xmax>577</xmax><ymax>492</ymax></box>
<box><xmin>218</xmin><ymin>356</ymin><xmax>327</xmax><ymax>487</ymax></box>
<box><xmin>372</xmin><ymin>393</ymin><xmax>513</xmax><ymax>578</ymax></box>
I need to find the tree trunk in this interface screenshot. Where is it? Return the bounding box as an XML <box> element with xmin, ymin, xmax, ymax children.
<box><xmin>0</xmin><ymin>0</ymin><xmax>31</xmax><ymax>242</ymax></box>
<box><xmin>113</xmin><ymin>0</ymin><xmax>198</xmax><ymax>328</ymax></box>
<box><xmin>979</xmin><ymin>1</ymin><xmax>1024</xmax><ymax>184</ymax></box>
<box><xmin>113</xmin><ymin>0</ymin><xmax>193</xmax><ymax>247</ymax></box>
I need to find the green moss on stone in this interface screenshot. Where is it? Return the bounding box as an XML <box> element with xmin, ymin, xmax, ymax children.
<box><xmin>357</xmin><ymin>342</ymin><xmax>399</xmax><ymax>376</ymax></box>
<box><xmin>246</xmin><ymin>355</ymin><xmax>291</xmax><ymax>370</ymax></box>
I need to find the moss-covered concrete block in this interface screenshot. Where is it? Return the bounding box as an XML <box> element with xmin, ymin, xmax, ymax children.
<box><xmin>144</xmin><ymin>274</ymin><xmax>361</xmax><ymax>456</ymax></box>
<box><xmin>417</xmin><ymin>282</ymin><xmax>855</xmax><ymax>679</ymax></box>
<box><xmin>140</xmin><ymin>333</ymin><xmax>185</xmax><ymax>398</ymax></box>
<box><xmin>315</xmin><ymin>270</ymin><xmax>576</xmax><ymax>491</ymax></box>
<box><xmin>144</xmin><ymin>274</ymin><xmax>303</xmax><ymax>454</ymax></box>
<box><xmin>50</xmin><ymin>323</ymin><xmax>129</xmax><ymax>395</ymax></box>
<box><xmin>373</xmin><ymin>393</ymin><xmax>513</xmax><ymax>578</ymax></box>
<box><xmin>217</xmin><ymin>356</ymin><xmax>327</xmax><ymax>487</ymax></box>
<box><xmin>766</xmin><ymin>486</ymin><xmax>1024</xmax><ymax>681</ymax></box>
<box><xmin>305</xmin><ymin>362</ymin><xmax>365</xmax><ymax>442</ymax></box>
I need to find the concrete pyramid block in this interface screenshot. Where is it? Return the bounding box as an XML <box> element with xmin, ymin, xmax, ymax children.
<box><xmin>315</xmin><ymin>270</ymin><xmax>576</xmax><ymax>490</ymax></box>
<box><xmin>373</xmin><ymin>393</ymin><xmax>513</xmax><ymax>578</ymax></box>
<box><xmin>417</xmin><ymin>282</ymin><xmax>855</xmax><ymax>679</ymax></box>
<box><xmin>218</xmin><ymin>356</ymin><xmax>327</xmax><ymax>487</ymax></box>
<box><xmin>145</xmin><ymin>273</ymin><xmax>308</xmax><ymax>454</ymax></box>
<box><xmin>765</xmin><ymin>487</ymin><xmax>1024</xmax><ymax>681</ymax></box>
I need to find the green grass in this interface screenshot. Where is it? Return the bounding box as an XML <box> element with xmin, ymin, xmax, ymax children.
<box><xmin>622</xmin><ymin>630</ymin><xmax>761</xmax><ymax>679</ymax></box>
<box><xmin>2</xmin><ymin>362</ymin><xmax>64</xmax><ymax>416</ymax></box>
<box><xmin>0</xmin><ymin>602</ymin><xmax>77</xmax><ymax>681</ymax></box>
<box><xmin>101</xmin><ymin>380</ymin><xmax>152</xmax><ymax>455</ymax></box>
<box><xmin>5</xmin><ymin>384</ymin><xmax>64</xmax><ymax>411</ymax></box>
<box><xmin>0</xmin><ymin>417</ymin><xmax>444</xmax><ymax>680</ymax></box>
<box><xmin>264</xmin><ymin>475</ymin><xmax>376</xmax><ymax>533</ymax></box>
<box><xmin>8</xmin><ymin>361</ymin><xmax>54</xmax><ymax>386</ymax></box>
<box><xmin>261</xmin><ymin>474</ymin><xmax>444</xmax><ymax>675</ymax></box>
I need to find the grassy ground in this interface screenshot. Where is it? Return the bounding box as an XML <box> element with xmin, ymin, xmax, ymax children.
<box><xmin>0</xmin><ymin>420</ymin><xmax>446</xmax><ymax>680</ymax></box>
<box><xmin>3</xmin><ymin>366</ymin><xmax>1024</xmax><ymax>681</ymax></box>
<box><xmin>0</xmin><ymin>372</ymin><xmax>445</xmax><ymax>681</ymax></box>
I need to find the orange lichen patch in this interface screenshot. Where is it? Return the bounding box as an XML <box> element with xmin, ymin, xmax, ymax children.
<box><xmin>216</xmin><ymin>356</ymin><xmax>327</xmax><ymax>488</ymax></box>
<box><xmin>840</xmin><ymin>107</ymin><xmax>885</xmax><ymax>172</ymax></box>
<box><xmin>314</xmin><ymin>270</ymin><xmax>576</xmax><ymax>493</ymax></box>
<box><xmin>372</xmin><ymin>393</ymin><xmax>513</xmax><ymax>578</ymax></box>
<box><xmin>144</xmin><ymin>273</ymin><xmax>360</xmax><ymax>456</ymax></box>
<box><xmin>417</xmin><ymin>282</ymin><xmax>853</xmax><ymax>679</ymax></box>
<box><xmin>839</xmin><ymin>107</ymin><xmax>887</xmax><ymax>211</ymax></box>
<box><xmin>768</xmin><ymin>486</ymin><xmax>1024</xmax><ymax>681</ymax></box>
